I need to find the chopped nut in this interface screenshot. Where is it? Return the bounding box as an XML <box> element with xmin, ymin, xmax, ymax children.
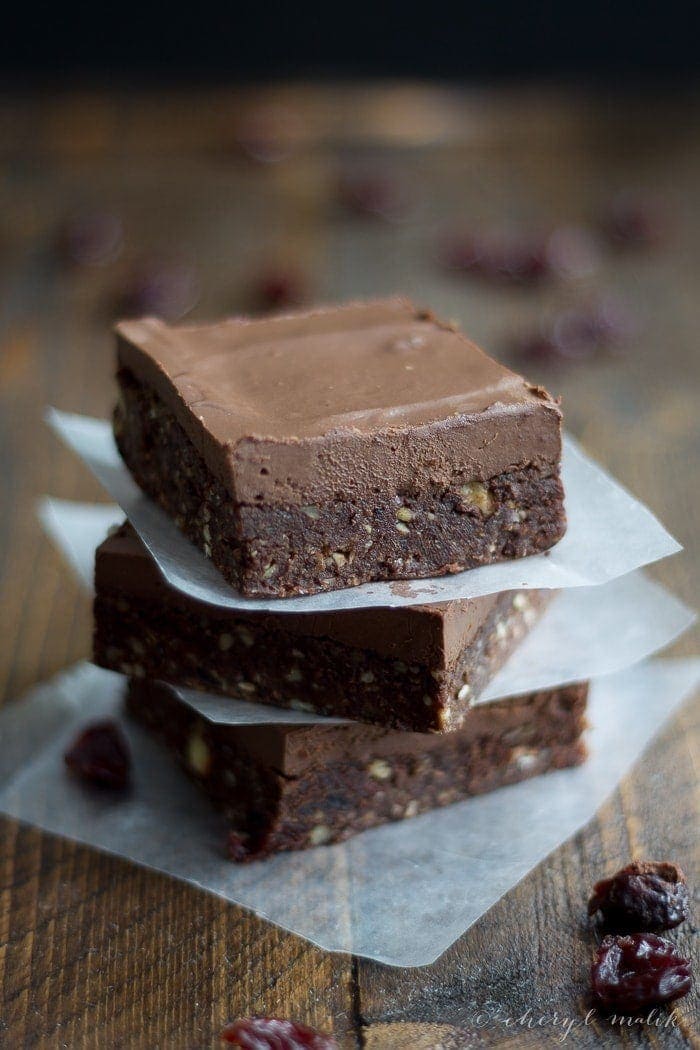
<box><xmin>290</xmin><ymin>699</ymin><xmax>315</xmax><ymax>712</ymax></box>
<box><xmin>203</xmin><ymin>542</ymin><xmax>212</xmax><ymax>558</ymax></box>
<box><xmin>367</xmin><ymin>759</ymin><xmax>392</xmax><ymax>781</ymax></box>
<box><xmin>129</xmin><ymin>637</ymin><xmax>145</xmax><ymax>656</ymax></box>
<box><xmin>235</xmin><ymin>626</ymin><xmax>255</xmax><ymax>648</ymax></box>
<box><xmin>395</xmin><ymin>521</ymin><xmax>410</xmax><ymax>535</ymax></box>
<box><xmin>512</xmin><ymin>593</ymin><xmax>530</xmax><ymax>612</ymax></box>
<box><xmin>218</xmin><ymin>633</ymin><xmax>234</xmax><ymax>652</ymax></box>
<box><xmin>512</xmin><ymin>747</ymin><xmax>539</xmax><ymax>771</ymax></box>
<box><xmin>360</xmin><ymin>671</ymin><xmax>375</xmax><ymax>684</ymax></box>
<box><xmin>285</xmin><ymin>666</ymin><xmax>303</xmax><ymax>683</ymax></box>
<box><xmin>459</xmin><ymin>481</ymin><xmax>494</xmax><ymax>515</ymax></box>
<box><xmin>362</xmin><ymin>523</ymin><xmax>373</xmax><ymax>534</ymax></box>
<box><xmin>457</xmin><ymin>683</ymin><xmax>471</xmax><ymax>702</ymax></box>
<box><xmin>309</xmin><ymin>824</ymin><xmax>332</xmax><ymax>846</ymax></box>
<box><xmin>404</xmin><ymin>800</ymin><xmax>419</xmax><ymax>818</ymax></box>
<box><xmin>201</xmin><ymin>505</ymin><xmax>211</xmax><ymax>522</ymax></box>
<box><xmin>291</xmin><ymin>648</ymin><xmax>304</xmax><ymax>658</ymax></box>
<box><xmin>331</xmin><ymin>551</ymin><xmax>348</xmax><ymax>568</ymax></box>
<box><xmin>301</xmin><ymin>505</ymin><xmax>321</xmax><ymax>520</ymax></box>
<box><xmin>202</xmin><ymin>523</ymin><xmax>211</xmax><ymax>543</ymax></box>
<box><xmin>423</xmin><ymin>694</ymin><xmax>433</xmax><ymax>707</ymax></box>
<box><xmin>236</xmin><ymin>681</ymin><xmax>256</xmax><ymax>694</ymax></box>
<box><xmin>262</xmin><ymin>563</ymin><xmax>276</xmax><ymax>579</ymax></box>
<box><xmin>426</xmin><ymin>511</ymin><xmax>436</xmax><ymax>521</ymax></box>
<box><xmin>396</xmin><ymin>506</ymin><xmax>414</xmax><ymax>523</ymax></box>
<box><xmin>495</xmin><ymin>621</ymin><xmax>508</xmax><ymax>640</ymax></box>
<box><xmin>186</xmin><ymin>732</ymin><xmax>211</xmax><ymax>776</ymax></box>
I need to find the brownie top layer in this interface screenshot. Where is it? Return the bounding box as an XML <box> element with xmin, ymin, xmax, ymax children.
<box><xmin>116</xmin><ymin>298</ymin><xmax>562</xmax><ymax>504</ymax></box>
<box><xmin>150</xmin><ymin>679</ymin><xmax>589</xmax><ymax>773</ymax></box>
<box><xmin>96</xmin><ymin>523</ymin><xmax>506</xmax><ymax>666</ymax></box>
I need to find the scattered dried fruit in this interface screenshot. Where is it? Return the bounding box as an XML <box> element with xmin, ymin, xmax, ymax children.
<box><xmin>591</xmin><ymin>933</ymin><xmax>692</xmax><ymax>1013</ymax></box>
<box><xmin>221</xmin><ymin>1017</ymin><xmax>338</xmax><ymax>1048</ymax></box>
<box><xmin>64</xmin><ymin>720</ymin><xmax>131</xmax><ymax>789</ymax></box>
<box><xmin>117</xmin><ymin>259</ymin><xmax>199</xmax><ymax>320</ymax></box>
<box><xmin>511</xmin><ymin>299</ymin><xmax>635</xmax><ymax>363</ymax></box>
<box><xmin>337</xmin><ymin>171</ymin><xmax>409</xmax><ymax>221</ymax></box>
<box><xmin>441</xmin><ymin>232</ymin><xmax>549</xmax><ymax>284</ymax></box>
<box><xmin>588</xmin><ymin>860</ymin><xmax>690</xmax><ymax>932</ymax></box>
<box><xmin>251</xmin><ymin>271</ymin><xmax>305</xmax><ymax>312</ymax></box>
<box><xmin>56</xmin><ymin>211</ymin><xmax>124</xmax><ymax>268</ymax></box>
<box><xmin>601</xmin><ymin>192</ymin><xmax>669</xmax><ymax>249</ymax></box>
<box><xmin>441</xmin><ymin>225</ymin><xmax>599</xmax><ymax>285</ymax></box>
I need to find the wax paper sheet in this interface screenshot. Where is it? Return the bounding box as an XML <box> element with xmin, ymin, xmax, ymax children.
<box><xmin>47</xmin><ymin>409</ymin><xmax>680</xmax><ymax>613</ymax></box>
<box><xmin>39</xmin><ymin>496</ymin><xmax>695</xmax><ymax>722</ymax></box>
<box><xmin>0</xmin><ymin>659</ymin><xmax>698</xmax><ymax>967</ymax></box>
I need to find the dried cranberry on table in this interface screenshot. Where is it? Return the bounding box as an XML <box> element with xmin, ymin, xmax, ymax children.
<box><xmin>601</xmin><ymin>192</ymin><xmax>669</xmax><ymax>249</ymax></box>
<box><xmin>591</xmin><ymin>934</ymin><xmax>692</xmax><ymax>1013</ymax></box>
<box><xmin>588</xmin><ymin>860</ymin><xmax>690</xmax><ymax>932</ymax></box>
<box><xmin>251</xmin><ymin>271</ymin><xmax>305</xmax><ymax>312</ymax></box>
<box><xmin>511</xmin><ymin>298</ymin><xmax>635</xmax><ymax>363</ymax></box>
<box><xmin>337</xmin><ymin>171</ymin><xmax>409</xmax><ymax>222</ymax></box>
<box><xmin>64</xmin><ymin>720</ymin><xmax>131</xmax><ymax>789</ymax></box>
<box><xmin>441</xmin><ymin>233</ymin><xmax>549</xmax><ymax>284</ymax></box>
<box><xmin>117</xmin><ymin>259</ymin><xmax>200</xmax><ymax>321</ymax></box>
<box><xmin>56</xmin><ymin>211</ymin><xmax>124</xmax><ymax>268</ymax></box>
<box><xmin>440</xmin><ymin>225</ymin><xmax>597</xmax><ymax>285</ymax></box>
<box><xmin>221</xmin><ymin>1017</ymin><xmax>338</xmax><ymax>1049</ymax></box>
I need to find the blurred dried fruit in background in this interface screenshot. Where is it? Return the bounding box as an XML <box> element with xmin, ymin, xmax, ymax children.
<box><xmin>56</xmin><ymin>211</ymin><xmax>124</xmax><ymax>268</ymax></box>
<box><xmin>250</xmin><ymin>269</ymin><xmax>306</xmax><ymax>312</ymax></box>
<box><xmin>601</xmin><ymin>192</ymin><xmax>669</xmax><ymax>249</ymax></box>
<box><xmin>116</xmin><ymin>259</ymin><xmax>200</xmax><ymax>321</ymax></box>
<box><xmin>510</xmin><ymin>298</ymin><xmax>636</xmax><ymax>363</ymax></box>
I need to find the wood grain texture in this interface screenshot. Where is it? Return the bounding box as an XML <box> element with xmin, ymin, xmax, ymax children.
<box><xmin>0</xmin><ymin>84</ymin><xmax>698</xmax><ymax>1048</ymax></box>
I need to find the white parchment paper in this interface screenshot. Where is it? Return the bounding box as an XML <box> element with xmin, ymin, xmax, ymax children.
<box><xmin>0</xmin><ymin>659</ymin><xmax>698</xmax><ymax>967</ymax></box>
<box><xmin>47</xmin><ymin>409</ymin><xmax>680</xmax><ymax>613</ymax></box>
<box><xmin>39</xmin><ymin>496</ymin><xmax>695</xmax><ymax>722</ymax></box>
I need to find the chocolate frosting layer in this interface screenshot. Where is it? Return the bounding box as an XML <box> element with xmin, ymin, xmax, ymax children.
<box><xmin>96</xmin><ymin>524</ymin><xmax>505</xmax><ymax>666</ymax></box>
<box><xmin>116</xmin><ymin>298</ymin><xmax>562</xmax><ymax>506</ymax></box>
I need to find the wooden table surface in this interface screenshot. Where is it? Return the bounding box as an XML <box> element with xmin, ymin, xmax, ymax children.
<box><xmin>0</xmin><ymin>83</ymin><xmax>698</xmax><ymax>1048</ymax></box>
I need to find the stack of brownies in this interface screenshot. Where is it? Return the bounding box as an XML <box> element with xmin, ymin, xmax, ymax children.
<box><xmin>93</xmin><ymin>298</ymin><xmax>588</xmax><ymax>859</ymax></box>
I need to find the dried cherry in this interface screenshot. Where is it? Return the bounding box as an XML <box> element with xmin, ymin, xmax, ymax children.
<box><xmin>64</xmin><ymin>720</ymin><xmax>131</xmax><ymax>789</ymax></box>
<box><xmin>221</xmin><ymin>1017</ymin><xmax>338</xmax><ymax>1048</ymax></box>
<box><xmin>591</xmin><ymin>933</ymin><xmax>692</xmax><ymax>1013</ymax></box>
<box><xmin>588</xmin><ymin>860</ymin><xmax>689</xmax><ymax>931</ymax></box>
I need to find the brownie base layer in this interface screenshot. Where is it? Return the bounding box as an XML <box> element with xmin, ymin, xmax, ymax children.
<box><xmin>126</xmin><ymin>678</ymin><xmax>588</xmax><ymax>859</ymax></box>
<box><xmin>94</xmin><ymin>527</ymin><xmax>551</xmax><ymax>732</ymax></box>
<box><xmin>114</xmin><ymin>369</ymin><xmax>566</xmax><ymax>598</ymax></box>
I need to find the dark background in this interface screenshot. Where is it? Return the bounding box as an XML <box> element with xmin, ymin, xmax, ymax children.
<box><xmin>3</xmin><ymin>2</ymin><xmax>697</xmax><ymax>81</ymax></box>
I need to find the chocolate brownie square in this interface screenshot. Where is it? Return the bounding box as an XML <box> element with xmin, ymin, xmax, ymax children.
<box><xmin>95</xmin><ymin>523</ymin><xmax>552</xmax><ymax>732</ymax></box>
<box><xmin>114</xmin><ymin>298</ymin><xmax>565</xmax><ymax>597</ymax></box>
<box><xmin>126</xmin><ymin>677</ymin><xmax>588</xmax><ymax>859</ymax></box>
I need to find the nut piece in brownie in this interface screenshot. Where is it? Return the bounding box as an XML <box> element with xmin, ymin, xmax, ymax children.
<box><xmin>114</xmin><ymin>298</ymin><xmax>566</xmax><ymax>597</ymax></box>
<box><xmin>94</xmin><ymin>523</ymin><xmax>553</xmax><ymax>732</ymax></box>
<box><xmin>126</xmin><ymin>677</ymin><xmax>588</xmax><ymax>859</ymax></box>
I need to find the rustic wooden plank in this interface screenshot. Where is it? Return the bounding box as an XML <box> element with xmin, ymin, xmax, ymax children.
<box><xmin>0</xmin><ymin>84</ymin><xmax>698</xmax><ymax>1047</ymax></box>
